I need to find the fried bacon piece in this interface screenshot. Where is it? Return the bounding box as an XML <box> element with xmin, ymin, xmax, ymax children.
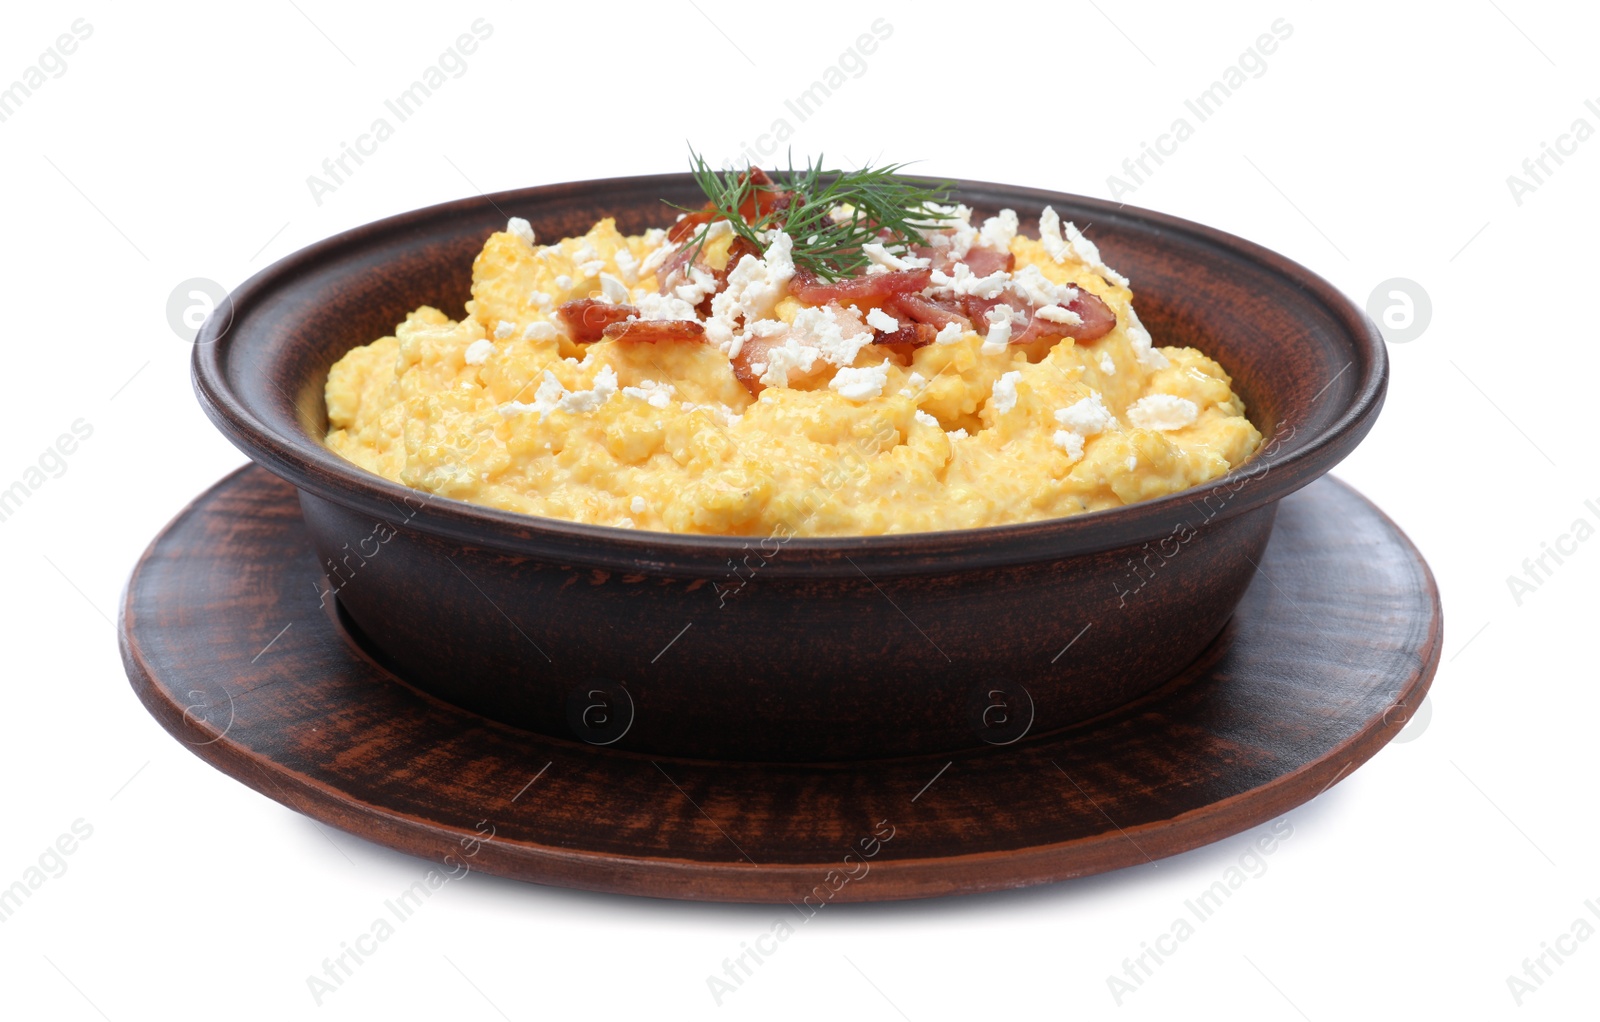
<box><xmin>885</xmin><ymin>292</ymin><xmax>970</xmax><ymax>330</ymax></box>
<box><xmin>728</xmin><ymin>332</ymin><xmax>799</xmax><ymax>397</ymax></box>
<box><xmin>601</xmin><ymin>319</ymin><xmax>706</xmax><ymax>343</ymax></box>
<box><xmin>958</xmin><ymin>293</ymin><xmax>1010</xmax><ymax>331</ymax></box>
<box><xmin>959</xmin><ymin>247</ymin><xmax>1016</xmax><ymax>277</ymax></box>
<box><xmin>888</xmin><ymin>284</ymin><xmax>1116</xmax><ymax>345</ymax></box>
<box><xmin>910</xmin><ymin>243</ymin><xmax>1015</xmax><ymax>276</ymax></box>
<box><xmin>872</xmin><ymin>320</ymin><xmax>938</xmax><ymax>362</ymax></box>
<box><xmin>729</xmin><ymin>344</ymin><xmax>766</xmax><ymax>396</ymax></box>
<box><xmin>788</xmin><ymin>267</ymin><xmax>932</xmax><ymax>304</ymax></box>
<box><xmin>667</xmin><ymin>167</ymin><xmax>793</xmax><ymax>244</ymax></box>
<box><xmin>1010</xmin><ymin>289</ymin><xmax>1118</xmax><ymax>345</ymax></box>
<box><xmin>558</xmin><ymin>299</ymin><xmax>638</xmax><ymax>342</ymax></box>
<box><xmin>872</xmin><ymin>320</ymin><xmax>937</xmax><ymax>348</ymax></box>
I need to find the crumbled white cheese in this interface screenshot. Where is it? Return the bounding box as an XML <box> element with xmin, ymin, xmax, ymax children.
<box><xmin>1053</xmin><ymin>429</ymin><xmax>1085</xmax><ymax>460</ymax></box>
<box><xmin>914</xmin><ymin>409</ymin><xmax>939</xmax><ymax>427</ymax></box>
<box><xmin>635</xmin><ymin>292</ymin><xmax>700</xmax><ymax>322</ymax></box>
<box><xmin>637</xmin><ymin>240</ymin><xmax>679</xmax><ymax>277</ymax></box>
<box><xmin>977</xmin><ymin>208</ymin><xmax>1019</xmax><ymax>252</ymax></box>
<box><xmin>933</xmin><ymin>261</ymin><xmax>1009</xmax><ymax>299</ymax></box>
<box><xmin>707</xmin><ymin>232</ymin><xmax>797</xmax><ymax>354</ymax></box>
<box><xmin>1035</xmin><ymin>305</ymin><xmax>1084</xmax><ymax>325</ymax></box>
<box><xmin>1125</xmin><ymin>305</ymin><xmax>1168</xmax><ymax>369</ymax></box>
<box><xmin>934</xmin><ymin>322</ymin><xmax>965</xmax><ymax>345</ymax></box>
<box><xmin>630</xmin><ymin>496</ymin><xmax>647</xmax><ymax>514</ymax></box>
<box><xmin>578</xmin><ymin>259</ymin><xmax>606</xmax><ymax>278</ymax></box>
<box><xmin>530</xmin><ymin>290</ymin><xmax>553</xmax><ymax>310</ymax></box>
<box><xmin>554</xmin><ymin>274</ymin><xmax>574</xmax><ymax>291</ymax></box>
<box><xmin>982</xmin><ymin>305</ymin><xmax>1016</xmax><ymax>352</ymax></box>
<box><xmin>948</xmin><ymin>428</ymin><xmax>969</xmax><ymax>440</ymax></box>
<box><xmin>464</xmin><ymin>339</ymin><xmax>495</xmax><ymax>365</ymax></box>
<box><xmin>923</xmin><ymin>203</ymin><xmax>977</xmax><ymax>259</ymax></box>
<box><xmin>990</xmin><ymin>370</ymin><xmax>1022</xmax><ymax>415</ymax></box>
<box><xmin>829</xmin><ymin>359</ymin><xmax>892</xmax><ymax>402</ymax></box>
<box><xmin>1127</xmin><ymin>394</ymin><xmax>1199</xmax><ymax>431</ymax></box>
<box><xmin>523</xmin><ymin>321</ymin><xmax>558</xmax><ymax>341</ymax></box>
<box><xmin>1062</xmin><ymin>220</ymin><xmax>1130</xmax><ymax>287</ymax></box>
<box><xmin>672</xmin><ymin>266</ymin><xmax>717</xmax><ymax>307</ymax></box>
<box><xmin>494</xmin><ymin>320</ymin><xmax>515</xmax><ymax>340</ymax></box>
<box><xmin>573</xmin><ymin>242</ymin><xmax>599</xmax><ymax>264</ymax></box>
<box><xmin>758</xmin><ymin>334</ymin><xmax>821</xmax><ymax>387</ymax></box>
<box><xmin>1039</xmin><ymin>207</ymin><xmax>1070</xmax><ymax>263</ymax></box>
<box><xmin>622</xmin><ymin>378</ymin><xmax>676</xmax><ymax>409</ymax></box>
<box><xmin>1012</xmin><ymin>265</ymin><xmax>1079</xmax><ymax>308</ymax></box>
<box><xmin>898</xmin><ymin>370</ymin><xmax>928</xmax><ymax>397</ymax></box>
<box><xmin>1055</xmin><ymin>393</ymin><xmax>1115</xmax><ymax>435</ymax></box>
<box><xmin>787</xmin><ymin>304</ymin><xmax>872</xmax><ymax>367</ymax></box>
<box><xmin>613</xmin><ymin>246</ymin><xmax>640</xmax><ymax>285</ymax></box>
<box><xmin>599</xmin><ymin>273</ymin><xmax>630</xmax><ymax>304</ymax></box>
<box><xmin>862</xmin><ymin>242</ymin><xmax>931</xmax><ymax>272</ymax></box>
<box><xmin>725</xmin><ymin>316</ymin><xmax>783</xmax><ymax>360</ymax></box>
<box><xmin>866</xmin><ymin>307</ymin><xmax>900</xmax><ymax>332</ymax></box>
<box><xmin>506</xmin><ymin>217</ymin><xmax>535</xmax><ymax>246</ymax></box>
<box><xmin>1126</xmin><ymin>454</ymin><xmax>1138</xmax><ymax>471</ymax></box>
<box><xmin>616</xmin><ymin>517</ymin><xmax>636</xmax><ymax>529</ymax></box>
<box><xmin>500</xmin><ymin>365</ymin><xmax>618</xmax><ymax>421</ymax></box>
<box><xmin>1099</xmin><ymin>351</ymin><xmax>1116</xmax><ymax>374</ymax></box>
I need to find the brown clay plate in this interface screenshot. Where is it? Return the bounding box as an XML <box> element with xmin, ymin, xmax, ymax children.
<box><xmin>120</xmin><ymin>465</ymin><xmax>1438</xmax><ymax>902</ymax></box>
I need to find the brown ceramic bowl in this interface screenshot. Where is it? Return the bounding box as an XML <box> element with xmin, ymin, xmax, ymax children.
<box><xmin>192</xmin><ymin>173</ymin><xmax>1386</xmax><ymax>762</ymax></box>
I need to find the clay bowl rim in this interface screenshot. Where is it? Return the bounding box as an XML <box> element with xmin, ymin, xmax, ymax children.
<box><xmin>191</xmin><ymin>172</ymin><xmax>1387</xmax><ymax>578</ymax></box>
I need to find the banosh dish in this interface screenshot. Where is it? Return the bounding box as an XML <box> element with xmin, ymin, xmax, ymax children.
<box><xmin>322</xmin><ymin>159</ymin><xmax>1261</xmax><ymax>536</ymax></box>
<box><xmin>193</xmin><ymin>172</ymin><xmax>1385</xmax><ymax>762</ymax></box>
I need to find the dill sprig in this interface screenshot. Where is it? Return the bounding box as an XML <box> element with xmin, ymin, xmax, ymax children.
<box><xmin>673</xmin><ymin>148</ymin><xmax>956</xmax><ymax>281</ymax></box>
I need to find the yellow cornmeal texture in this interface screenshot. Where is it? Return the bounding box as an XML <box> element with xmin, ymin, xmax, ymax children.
<box><xmin>325</xmin><ymin>220</ymin><xmax>1262</xmax><ymax>536</ymax></box>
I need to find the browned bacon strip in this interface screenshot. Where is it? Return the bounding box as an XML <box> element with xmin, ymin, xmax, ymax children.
<box><xmin>666</xmin><ymin>167</ymin><xmax>792</xmax><ymax>244</ymax></box>
<box><xmin>885</xmin><ymin>292</ymin><xmax>969</xmax><ymax>330</ymax></box>
<box><xmin>729</xmin><ymin>334</ymin><xmax>782</xmax><ymax>397</ymax></box>
<box><xmin>911</xmin><ymin>243</ymin><xmax>1015</xmax><ymax>276</ymax></box>
<box><xmin>789</xmin><ymin>268</ymin><xmax>932</xmax><ymax>304</ymax></box>
<box><xmin>601</xmin><ymin>319</ymin><xmax>707</xmax><ymax>343</ymax></box>
<box><xmin>558</xmin><ymin>299</ymin><xmax>638</xmax><ymax>343</ymax></box>
<box><xmin>1011</xmin><ymin>289</ymin><xmax>1119</xmax><ymax>345</ymax></box>
<box><xmin>874</xmin><ymin>321</ymin><xmax>938</xmax><ymax>348</ymax></box>
<box><xmin>955</xmin><ymin>247</ymin><xmax>1015</xmax><ymax>277</ymax></box>
<box><xmin>958</xmin><ymin>293</ymin><xmax>1010</xmax><ymax>332</ymax></box>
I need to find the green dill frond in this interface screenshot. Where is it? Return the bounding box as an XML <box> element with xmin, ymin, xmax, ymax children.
<box><xmin>672</xmin><ymin>147</ymin><xmax>956</xmax><ymax>281</ymax></box>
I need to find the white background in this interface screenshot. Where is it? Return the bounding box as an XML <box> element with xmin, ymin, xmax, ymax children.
<box><xmin>2</xmin><ymin>1</ymin><xmax>1596</xmax><ymax>1018</ymax></box>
